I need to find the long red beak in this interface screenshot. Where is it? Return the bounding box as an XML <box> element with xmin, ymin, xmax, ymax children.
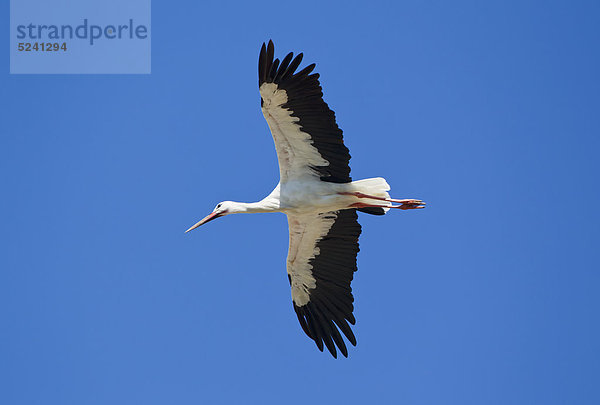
<box><xmin>185</xmin><ymin>212</ymin><xmax>221</xmax><ymax>233</ymax></box>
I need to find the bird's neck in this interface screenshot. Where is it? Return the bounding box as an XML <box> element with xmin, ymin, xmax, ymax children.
<box><xmin>232</xmin><ymin>200</ymin><xmax>280</xmax><ymax>214</ymax></box>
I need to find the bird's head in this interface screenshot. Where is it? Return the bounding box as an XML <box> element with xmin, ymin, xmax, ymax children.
<box><xmin>185</xmin><ymin>201</ymin><xmax>236</xmax><ymax>233</ymax></box>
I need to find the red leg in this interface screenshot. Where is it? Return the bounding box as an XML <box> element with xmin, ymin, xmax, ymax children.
<box><xmin>342</xmin><ymin>192</ymin><xmax>426</xmax><ymax>210</ymax></box>
<box><xmin>349</xmin><ymin>202</ymin><xmax>425</xmax><ymax>210</ymax></box>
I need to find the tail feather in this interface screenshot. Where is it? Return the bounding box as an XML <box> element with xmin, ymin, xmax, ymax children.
<box><xmin>351</xmin><ymin>177</ymin><xmax>392</xmax><ymax>214</ymax></box>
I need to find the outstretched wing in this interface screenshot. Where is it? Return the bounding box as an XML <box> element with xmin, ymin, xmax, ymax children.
<box><xmin>259</xmin><ymin>40</ymin><xmax>352</xmax><ymax>184</ymax></box>
<box><xmin>286</xmin><ymin>209</ymin><xmax>361</xmax><ymax>358</ymax></box>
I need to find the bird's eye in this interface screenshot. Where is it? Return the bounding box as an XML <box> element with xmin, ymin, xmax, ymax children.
<box><xmin>216</xmin><ymin>203</ymin><xmax>222</xmax><ymax>209</ymax></box>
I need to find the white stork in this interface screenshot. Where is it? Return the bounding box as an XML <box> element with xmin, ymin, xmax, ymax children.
<box><xmin>186</xmin><ymin>40</ymin><xmax>425</xmax><ymax>358</ymax></box>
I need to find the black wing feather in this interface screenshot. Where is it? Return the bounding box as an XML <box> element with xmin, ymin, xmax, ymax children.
<box><xmin>292</xmin><ymin>209</ymin><xmax>361</xmax><ymax>358</ymax></box>
<box><xmin>259</xmin><ymin>40</ymin><xmax>352</xmax><ymax>183</ymax></box>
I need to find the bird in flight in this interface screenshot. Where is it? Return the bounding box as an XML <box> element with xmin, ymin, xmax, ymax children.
<box><xmin>186</xmin><ymin>40</ymin><xmax>425</xmax><ymax>358</ymax></box>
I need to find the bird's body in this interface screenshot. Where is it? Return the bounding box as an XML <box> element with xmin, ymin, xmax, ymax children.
<box><xmin>187</xmin><ymin>41</ymin><xmax>424</xmax><ymax>358</ymax></box>
<box><xmin>250</xmin><ymin>180</ymin><xmax>382</xmax><ymax>214</ymax></box>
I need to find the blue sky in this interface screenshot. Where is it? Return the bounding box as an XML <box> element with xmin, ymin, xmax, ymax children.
<box><xmin>2</xmin><ymin>1</ymin><xmax>599</xmax><ymax>404</ymax></box>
